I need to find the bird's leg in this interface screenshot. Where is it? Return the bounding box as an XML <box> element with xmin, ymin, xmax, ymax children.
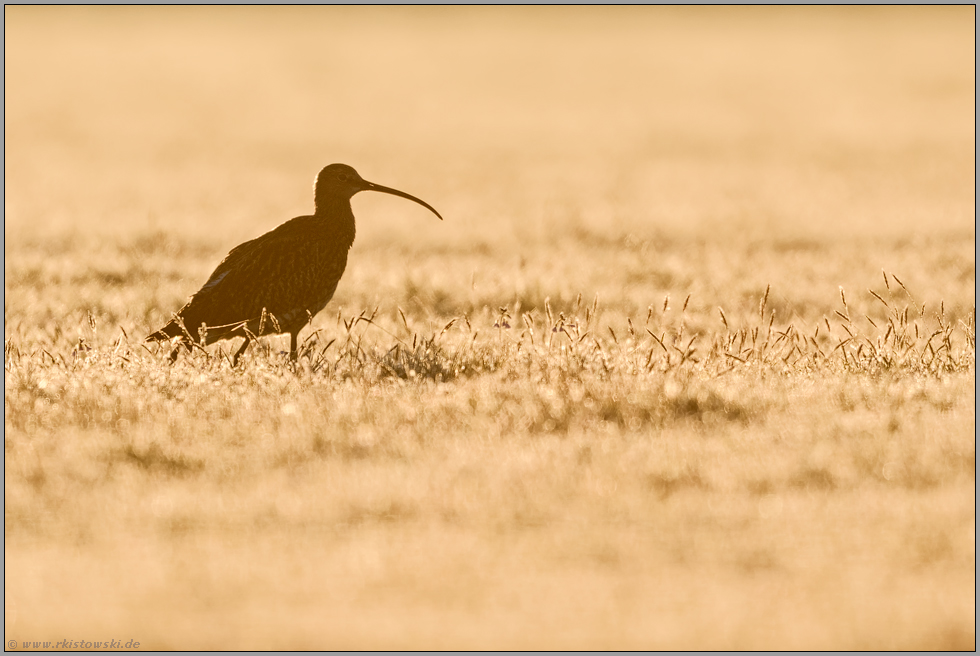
<box><xmin>232</xmin><ymin>337</ymin><xmax>251</xmax><ymax>367</ymax></box>
<box><xmin>289</xmin><ymin>331</ymin><xmax>299</xmax><ymax>361</ymax></box>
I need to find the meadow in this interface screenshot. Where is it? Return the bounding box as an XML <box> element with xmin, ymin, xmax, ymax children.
<box><xmin>4</xmin><ymin>6</ymin><xmax>976</xmax><ymax>649</ymax></box>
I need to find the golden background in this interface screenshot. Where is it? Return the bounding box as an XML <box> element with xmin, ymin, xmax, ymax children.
<box><xmin>5</xmin><ymin>6</ymin><xmax>975</xmax><ymax>650</ymax></box>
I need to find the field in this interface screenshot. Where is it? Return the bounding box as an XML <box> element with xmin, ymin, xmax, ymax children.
<box><xmin>4</xmin><ymin>6</ymin><xmax>976</xmax><ymax>650</ymax></box>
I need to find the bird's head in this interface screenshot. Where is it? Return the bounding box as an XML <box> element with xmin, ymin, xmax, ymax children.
<box><xmin>314</xmin><ymin>163</ymin><xmax>442</xmax><ymax>220</ymax></box>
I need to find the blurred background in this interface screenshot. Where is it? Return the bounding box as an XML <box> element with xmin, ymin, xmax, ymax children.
<box><xmin>5</xmin><ymin>6</ymin><xmax>975</xmax><ymax>250</ymax></box>
<box><xmin>4</xmin><ymin>9</ymin><xmax>976</xmax><ymax>649</ymax></box>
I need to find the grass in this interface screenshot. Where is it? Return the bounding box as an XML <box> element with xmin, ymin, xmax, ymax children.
<box><xmin>4</xmin><ymin>6</ymin><xmax>976</xmax><ymax>650</ymax></box>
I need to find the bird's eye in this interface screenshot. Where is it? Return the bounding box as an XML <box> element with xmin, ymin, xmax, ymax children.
<box><xmin>338</xmin><ymin>173</ymin><xmax>349</xmax><ymax>182</ymax></box>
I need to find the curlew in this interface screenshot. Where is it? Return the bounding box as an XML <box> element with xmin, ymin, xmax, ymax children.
<box><xmin>146</xmin><ymin>163</ymin><xmax>442</xmax><ymax>365</ymax></box>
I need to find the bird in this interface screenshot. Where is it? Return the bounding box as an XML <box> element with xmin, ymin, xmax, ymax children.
<box><xmin>145</xmin><ymin>163</ymin><xmax>442</xmax><ymax>365</ymax></box>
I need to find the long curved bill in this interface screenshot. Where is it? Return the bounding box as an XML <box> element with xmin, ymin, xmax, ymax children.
<box><xmin>364</xmin><ymin>181</ymin><xmax>443</xmax><ymax>220</ymax></box>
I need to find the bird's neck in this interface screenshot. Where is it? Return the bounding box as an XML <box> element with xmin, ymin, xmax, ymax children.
<box><xmin>313</xmin><ymin>196</ymin><xmax>357</xmax><ymax>243</ymax></box>
<box><xmin>314</xmin><ymin>191</ymin><xmax>351</xmax><ymax>216</ymax></box>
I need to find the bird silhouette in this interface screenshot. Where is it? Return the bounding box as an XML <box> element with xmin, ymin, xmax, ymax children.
<box><xmin>146</xmin><ymin>163</ymin><xmax>442</xmax><ymax>365</ymax></box>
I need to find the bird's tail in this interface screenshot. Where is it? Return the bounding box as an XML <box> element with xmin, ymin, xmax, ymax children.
<box><xmin>144</xmin><ymin>319</ymin><xmax>187</xmax><ymax>343</ymax></box>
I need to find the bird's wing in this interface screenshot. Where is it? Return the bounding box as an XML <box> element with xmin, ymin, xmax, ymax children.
<box><xmin>197</xmin><ymin>235</ymin><xmax>262</xmax><ymax>293</ymax></box>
